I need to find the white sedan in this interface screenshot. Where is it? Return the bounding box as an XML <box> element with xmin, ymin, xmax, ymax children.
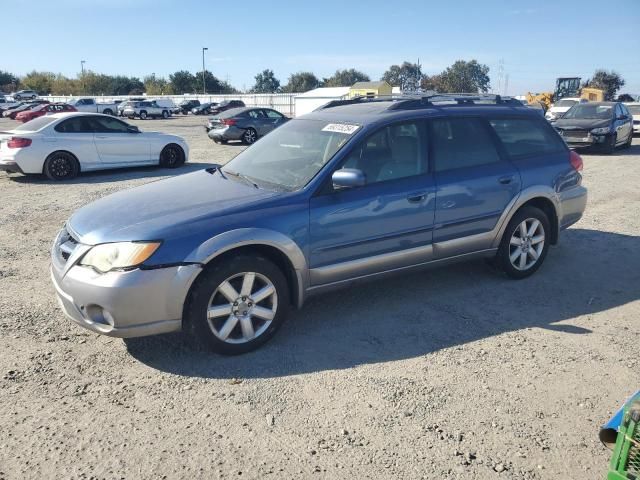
<box><xmin>0</xmin><ymin>112</ymin><xmax>189</xmax><ymax>180</ymax></box>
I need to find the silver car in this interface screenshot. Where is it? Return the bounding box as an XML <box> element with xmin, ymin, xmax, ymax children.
<box><xmin>207</xmin><ymin>107</ymin><xmax>289</xmax><ymax>144</ymax></box>
<box><xmin>123</xmin><ymin>100</ymin><xmax>171</xmax><ymax>120</ymax></box>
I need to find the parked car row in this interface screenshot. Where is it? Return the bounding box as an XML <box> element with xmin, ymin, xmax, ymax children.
<box><xmin>16</xmin><ymin>103</ymin><xmax>76</xmax><ymax>122</ymax></box>
<box><xmin>2</xmin><ymin>100</ymin><xmax>50</xmax><ymax>119</ymax></box>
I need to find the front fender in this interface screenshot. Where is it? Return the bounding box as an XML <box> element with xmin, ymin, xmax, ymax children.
<box><xmin>184</xmin><ymin>228</ymin><xmax>309</xmax><ymax>308</ymax></box>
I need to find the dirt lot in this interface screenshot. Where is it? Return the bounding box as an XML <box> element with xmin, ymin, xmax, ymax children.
<box><xmin>0</xmin><ymin>114</ymin><xmax>638</xmax><ymax>480</ymax></box>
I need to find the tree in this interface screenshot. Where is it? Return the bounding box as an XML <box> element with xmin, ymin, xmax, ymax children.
<box><xmin>51</xmin><ymin>74</ymin><xmax>80</xmax><ymax>95</ymax></box>
<box><xmin>21</xmin><ymin>71</ymin><xmax>56</xmax><ymax>94</ymax></box>
<box><xmin>381</xmin><ymin>62</ymin><xmax>422</xmax><ymax>92</ymax></box>
<box><xmin>617</xmin><ymin>93</ymin><xmax>635</xmax><ymax>102</ymax></box>
<box><xmin>323</xmin><ymin>69</ymin><xmax>370</xmax><ymax>87</ymax></box>
<box><xmin>144</xmin><ymin>75</ymin><xmax>173</xmax><ymax>95</ymax></box>
<box><xmin>436</xmin><ymin>60</ymin><xmax>490</xmax><ymax>93</ymax></box>
<box><xmin>282</xmin><ymin>72</ymin><xmax>320</xmax><ymax>93</ymax></box>
<box><xmin>169</xmin><ymin>70</ymin><xmax>197</xmax><ymax>94</ymax></box>
<box><xmin>252</xmin><ymin>69</ymin><xmax>281</xmax><ymax>93</ymax></box>
<box><xmin>584</xmin><ymin>70</ymin><xmax>625</xmax><ymax>101</ymax></box>
<box><xmin>420</xmin><ymin>74</ymin><xmax>443</xmax><ymax>92</ymax></box>
<box><xmin>110</xmin><ymin>76</ymin><xmax>144</xmax><ymax>95</ymax></box>
<box><xmin>0</xmin><ymin>70</ymin><xmax>19</xmax><ymax>91</ymax></box>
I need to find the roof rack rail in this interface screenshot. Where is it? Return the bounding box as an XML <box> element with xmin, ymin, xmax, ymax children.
<box><xmin>315</xmin><ymin>93</ymin><xmax>524</xmax><ymax>111</ymax></box>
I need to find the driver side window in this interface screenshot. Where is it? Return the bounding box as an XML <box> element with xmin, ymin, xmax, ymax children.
<box><xmin>339</xmin><ymin>121</ymin><xmax>427</xmax><ymax>185</ymax></box>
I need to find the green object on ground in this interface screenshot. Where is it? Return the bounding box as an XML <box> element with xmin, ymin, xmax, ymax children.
<box><xmin>608</xmin><ymin>394</ymin><xmax>640</xmax><ymax>479</ymax></box>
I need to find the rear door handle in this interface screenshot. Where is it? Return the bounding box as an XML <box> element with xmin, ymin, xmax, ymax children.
<box><xmin>498</xmin><ymin>175</ymin><xmax>514</xmax><ymax>185</ymax></box>
<box><xmin>407</xmin><ymin>192</ymin><xmax>426</xmax><ymax>203</ymax></box>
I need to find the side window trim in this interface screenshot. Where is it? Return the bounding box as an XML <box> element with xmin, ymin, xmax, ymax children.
<box><xmin>317</xmin><ymin>118</ymin><xmax>430</xmax><ymax>195</ymax></box>
<box><xmin>427</xmin><ymin>116</ymin><xmax>506</xmax><ymax>173</ymax></box>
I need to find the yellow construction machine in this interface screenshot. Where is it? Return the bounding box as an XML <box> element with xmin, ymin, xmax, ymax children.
<box><xmin>526</xmin><ymin>77</ymin><xmax>604</xmax><ymax>110</ymax></box>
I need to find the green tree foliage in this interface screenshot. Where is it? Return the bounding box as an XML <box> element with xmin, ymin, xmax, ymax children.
<box><xmin>0</xmin><ymin>70</ymin><xmax>19</xmax><ymax>91</ymax></box>
<box><xmin>381</xmin><ymin>62</ymin><xmax>422</xmax><ymax>91</ymax></box>
<box><xmin>169</xmin><ymin>70</ymin><xmax>197</xmax><ymax>94</ymax></box>
<box><xmin>282</xmin><ymin>72</ymin><xmax>320</xmax><ymax>93</ymax></box>
<box><xmin>423</xmin><ymin>60</ymin><xmax>491</xmax><ymax>93</ymax></box>
<box><xmin>583</xmin><ymin>70</ymin><xmax>625</xmax><ymax>101</ymax></box>
<box><xmin>21</xmin><ymin>71</ymin><xmax>56</xmax><ymax>94</ymax></box>
<box><xmin>109</xmin><ymin>76</ymin><xmax>144</xmax><ymax>96</ymax></box>
<box><xmin>323</xmin><ymin>69</ymin><xmax>370</xmax><ymax>87</ymax></box>
<box><xmin>144</xmin><ymin>75</ymin><xmax>173</xmax><ymax>95</ymax></box>
<box><xmin>252</xmin><ymin>69</ymin><xmax>281</xmax><ymax>93</ymax></box>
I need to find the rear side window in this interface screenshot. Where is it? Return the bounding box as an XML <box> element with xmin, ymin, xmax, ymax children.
<box><xmin>431</xmin><ymin>118</ymin><xmax>501</xmax><ymax>172</ymax></box>
<box><xmin>54</xmin><ymin>117</ymin><xmax>94</xmax><ymax>133</ymax></box>
<box><xmin>489</xmin><ymin>117</ymin><xmax>566</xmax><ymax>157</ymax></box>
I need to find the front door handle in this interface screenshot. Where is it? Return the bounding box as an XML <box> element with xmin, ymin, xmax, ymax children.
<box><xmin>498</xmin><ymin>175</ymin><xmax>514</xmax><ymax>185</ymax></box>
<box><xmin>407</xmin><ymin>192</ymin><xmax>426</xmax><ymax>203</ymax></box>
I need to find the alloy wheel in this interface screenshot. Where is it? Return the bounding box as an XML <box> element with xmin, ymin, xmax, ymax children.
<box><xmin>508</xmin><ymin>218</ymin><xmax>545</xmax><ymax>271</ymax></box>
<box><xmin>243</xmin><ymin>129</ymin><xmax>257</xmax><ymax>144</ymax></box>
<box><xmin>206</xmin><ymin>272</ymin><xmax>278</xmax><ymax>344</ymax></box>
<box><xmin>49</xmin><ymin>155</ymin><xmax>73</xmax><ymax>179</ymax></box>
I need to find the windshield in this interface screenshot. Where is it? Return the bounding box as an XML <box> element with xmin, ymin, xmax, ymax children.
<box><xmin>222</xmin><ymin>119</ymin><xmax>359</xmax><ymax>191</ymax></box>
<box><xmin>628</xmin><ymin>105</ymin><xmax>640</xmax><ymax>115</ymax></box>
<box><xmin>563</xmin><ymin>104</ymin><xmax>613</xmax><ymax>120</ymax></box>
<box><xmin>556</xmin><ymin>99</ymin><xmax>578</xmax><ymax>108</ymax></box>
<box><xmin>13</xmin><ymin>116</ymin><xmax>57</xmax><ymax>132</ymax></box>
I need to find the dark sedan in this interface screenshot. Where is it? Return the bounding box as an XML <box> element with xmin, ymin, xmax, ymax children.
<box><xmin>209</xmin><ymin>99</ymin><xmax>245</xmax><ymax>116</ymax></box>
<box><xmin>554</xmin><ymin>102</ymin><xmax>633</xmax><ymax>153</ymax></box>
<box><xmin>192</xmin><ymin>102</ymin><xmax>216</xmax><ymax>115</ymax></box>
<box><xmin>207</xmin><ymin>107</ymin><xmax>289</xmax><ymax>144</ymax></box>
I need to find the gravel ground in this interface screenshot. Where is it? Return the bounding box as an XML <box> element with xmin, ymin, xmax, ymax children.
<box><xmin>0</xmin><ymin>115</ymin><xmax>638</xmax><ymax>480</ymax></box>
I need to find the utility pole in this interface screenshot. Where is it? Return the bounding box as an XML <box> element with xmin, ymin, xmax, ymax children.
<box><xmin>202</xmin><ymin>47</ymin><xmax>208</xmax><ymax>94</ymax></box>
<box><xmin>81</xmin><ymin>60</ymin><xmax>86</xmax><ymax>94</ymax></box>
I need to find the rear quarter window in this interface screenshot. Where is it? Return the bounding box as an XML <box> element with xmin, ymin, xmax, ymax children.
<box><xmin>489</xmin><ymin>117</ymin><xmax>566</xmax><ymax>157</ymax></box>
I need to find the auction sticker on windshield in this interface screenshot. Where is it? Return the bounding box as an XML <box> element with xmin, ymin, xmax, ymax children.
<box><xmin>322</xmin><ymin>123</ymin><xmax>361</xmax><ymax>135</ymax></box>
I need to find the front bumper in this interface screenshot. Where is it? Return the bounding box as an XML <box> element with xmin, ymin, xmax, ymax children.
<box><xmin>562</xmin><ymin>133</ymin><xmax>609</xmax><ymax>148</ymax></box>
<box><xmin>51</xmin><ymin>258</ymin><xmax>201</xmax><ymax>338</ymax></box>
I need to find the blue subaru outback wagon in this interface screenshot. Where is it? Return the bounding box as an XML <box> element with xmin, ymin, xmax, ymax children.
<box><xmin>51</xmin><ymin>94</ymin><xmax>587</xmax><ymax>354</ymax></box>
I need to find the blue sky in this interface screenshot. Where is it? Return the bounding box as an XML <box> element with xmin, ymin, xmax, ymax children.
<box><xmin>3</xmin><ymin>0</ymin><xmax>640</xmax><ymax>94</ymax></box>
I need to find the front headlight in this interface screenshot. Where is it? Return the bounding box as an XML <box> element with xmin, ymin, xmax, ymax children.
<box><xmin>591</xmin><ymin>126</ymin><xmax>610</xmax><ymax>135</ymax></box>
<box><xmin>80</xmin><ymin>242</ymin><xmax>160</xmax><ymax>273</ymax></box>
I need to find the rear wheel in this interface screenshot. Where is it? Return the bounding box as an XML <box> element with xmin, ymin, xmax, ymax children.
<box><xmin>496</xmin><ymin>206</ymin><xmax>550</xmax><ymax>279</ymax></box>
<box><xmin>162</xmin><ymin>110</ymin><xmax>169</xmax><ymax>119</ymax></box>
<box><xmin>44</xmin><ymin>152</ymin><xmax>80</xmax><ymax>181</ymax></box>
<box><xmin>184</xmin><ymin>255</ymin><xmax>290</xmax><ymax>355</ymax></box>
<box><xmin>242</xmin><ymin>127</ymin><xmax>258</xmax><ymax>145</ymax></box>
<box><xmin>159</xmin><ymin>144</ymin><xmax>185</xmax><ymax>168</ymax></box>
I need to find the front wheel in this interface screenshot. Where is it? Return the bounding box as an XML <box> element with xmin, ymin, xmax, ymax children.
<box><xmin>603</xmin><ymin>133</ymin><xmax>617</xmax><ymax>154</ymax></box>
<box><xmin>496</xmin><ymin>206</ymin><xmax>550</xmax><ymax>279</ymax></box>
<box><xmin>140</xmin><ymin>111</ymin><xmax>148</xmax><ymax>120</ymax></box>
<box><xmin>184</xmin><ymin>255</ymin><xmax>290</xmax><ymax>355</ymax></box>
<box><xmin>159</xmin><ymin>144</ymin><xmax>185</xmax><ymax>168</ymax></box>
<box><xmin>162</xmin><ymin>110</ymin><xmax>169</xmax><ymax>119</ymax></box>
<box><xmin>43</xmin><ymin>152</ymin><xmax>80</xmax><ymax>181</ymax></box>
<box><xmin>242</xmin><ymin>127</ymin><xmax>258</xmax><ymax>145</ymax></box>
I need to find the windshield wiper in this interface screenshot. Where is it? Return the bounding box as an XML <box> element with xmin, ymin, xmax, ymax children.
<box><xmin>224</xmin><ymin>170</ymin><xmax>259</xmax><ymax>189</ymax></box>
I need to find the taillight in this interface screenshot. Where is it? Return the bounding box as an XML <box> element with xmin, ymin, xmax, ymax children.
<box><xmin>569</xmin><ymin>150</ymin><xmax>583</xmax><ymax>171</ymax></box>
<box><xmin>7</xmin><ymin>137</ymin><xmax>32</xmax><ymax>148</ymax></box>
<box><xmin>221</xmin><ymin>119</ymin><xmax>236</xmax><ymax>126</ymax></box>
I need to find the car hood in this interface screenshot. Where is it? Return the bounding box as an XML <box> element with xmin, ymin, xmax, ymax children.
<box><xmin>553</xmin><ymin>118</ymin><xmax>611</xmax><ymax>129</ymax></box>
<box><xmin>67</xmin><ymin>169</ymin><xmax>281</xmax><ymax>245</ymax></box>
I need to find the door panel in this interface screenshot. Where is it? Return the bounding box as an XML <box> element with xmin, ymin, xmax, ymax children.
<box><xmin>309</xmin><ymin>176</ymin><xmax>436</xmax><ymax>285</ymax></box>
<box><xmin>430</xmin><ymin>117</ymin><xmax>521</xmax><ymax>256</ymax></box>
<box><xmin>52</xmin><ymin>117</ymin><xmax>100</xmax><ymax>169</ymax></box>
<box><xmin>90</xmin><ymin>116</ymin><xmax>151</xmax><ymax>165</ymax></box>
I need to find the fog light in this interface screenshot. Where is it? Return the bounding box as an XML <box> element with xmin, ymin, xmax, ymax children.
<box><xmin>84</xmin><ymin>305</ymin><xmax>115</xmax><ymax>326</ymax></box>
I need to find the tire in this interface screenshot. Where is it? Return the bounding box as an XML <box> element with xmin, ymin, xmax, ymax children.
<box><xmin>603</xmin><ymin>133</ymin><xmax>617</xmax><ymax>154</ymax></box>
<box><xmin>31</xmin><ymin>95</ymin><xmax>36</xmax><ymax>100</ymax></box>
<box><xmin>43</xmin><ymin>151</ymin><xmax>80</xmax><ymax>181</ymax></box>
<box><xmin>162</xmin><ymin>110</ymin><xmax>169</xmax><ymax>119</ymax></box>
<box><xmin>242</xmin><ymin>127</ymin><xmax>258</xmax><ymax>145</ymax></box>
<box><xmin>219</xmin><ymin>139</ymin><xmax>228</xmax><ymax>145</ymax></box>
<box><xmin>184</xmin><ymin>255</ymin><xmax>290</xmax><ymax>355</ymax></box>
<box><xmin>140</xmin><ymin>110</ymin><xmax>147</xmax><ymax>120</ymax></box>
<box><xmin>103</xmin><ymin>109</ymin><xmax>113</xmax><ymax>116</ymax></box>
<box><xmin>159</xmin><ymin>144</ymin><xmax>185</xmax><ymax>168</ymax></box>
<box><xmin>496</xmin><ymin>206</ymin><xmax>550</xmax><ymax>279</ymax></box>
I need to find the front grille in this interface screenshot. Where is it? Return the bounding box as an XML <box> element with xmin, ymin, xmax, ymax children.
<box><xmin>561</xmin><ymin>130</ymin><xmax>589</xmax><ymax>139</ymax></box>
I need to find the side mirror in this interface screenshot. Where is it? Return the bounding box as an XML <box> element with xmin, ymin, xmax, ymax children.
<box><xmin>127</xmin><ymin>125</ymin><xmax>140</xmax><ymax>134</ymax></box>
<box><xmin>332</xmin><ymin>168</ymin><xmax>366</xmax><ymax>190</ymax></box>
